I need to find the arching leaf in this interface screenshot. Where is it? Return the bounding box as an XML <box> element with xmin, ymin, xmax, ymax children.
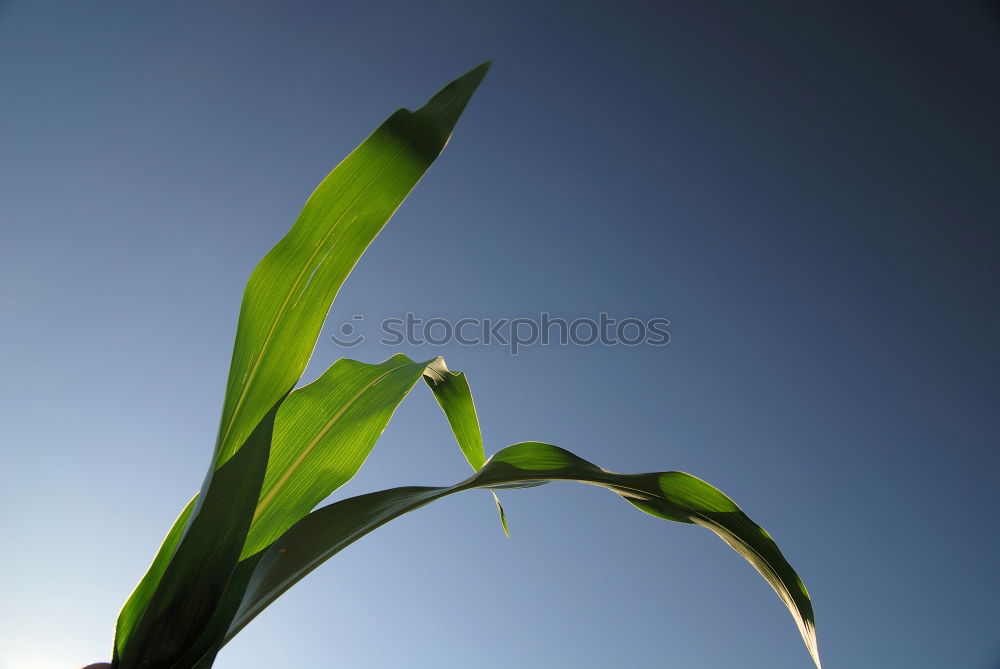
<box><xmin>221</xmin><ymin>442</ymin><xmax>821</xmax><ymax>668</ymax></box>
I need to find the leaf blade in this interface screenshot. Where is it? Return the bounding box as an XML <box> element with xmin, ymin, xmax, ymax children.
<box><xmin>423</xmin><ymin>359</ymin><xmax>508</xmax><ymax>533</ymax></box>
<box><xmin>214</xmin><ymin>62</ymin><xmax>491</xmax><ymax>469</ymax></box>
<box><xmin>423</xmin><ymin>358</ymin><xmax>486</xmax><ymax>470</ymax></box>
<box><xmin>112</xmin><ymin>63</ymin><xmax>490</xmax><ymax>667</ymax></box>
<box><xmin>113</xmin><ymin>496</ymin><xmax>196</xmax><ymax>661</ymax></box>
<box><xmin>118</xmin><ymin>401</ymin><xmax>279</xmax><ymax>668</ymax></box>
<box><xmin>161</xmin><ymin>354</ymin><xmax>492</xmax><ymax>667</ymax></box>
<box><xmin>222</xmin><ymin>442</ymin><xmax>820</xmax><ymax>668</ymax></box>
<box><xmin>241</xmin><ymin>354</ymin><xmax>435</xmax><ymax>558</ymax></box>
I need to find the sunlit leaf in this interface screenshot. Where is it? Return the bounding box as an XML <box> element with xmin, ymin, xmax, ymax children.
<box><xmin>242</xmin><ymin>354</ymin><xmax>492</xmax><ymax>557</ymax></box>
<box><xmin>112</xmin><ymin>63</ymin><xmax>490</xmax><ymax>667</ymax></box>
<box><xmin>106</xmin><ymin>59</ymin><xmax>818</xmax><ymax>669</ymax></box>
<box><xmin>423</xmin><ymin>358</ymin><xmax>507</xmax><ymax>534</ymax></box>
<box><xmin>135</xmin><ymin>354</ymin><xmax>493</xmax><ymax>667</ymax></box>
<box><xmin>213</xmin><ymin>62</ymin><xmax>491</xmax><ymax>470</ymax></box>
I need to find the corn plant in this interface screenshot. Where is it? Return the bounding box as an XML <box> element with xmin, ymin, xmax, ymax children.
<box><xmin>94</xmin><ymin>63</ymin><xmax>821</xmax><ymax>669</ymax></box>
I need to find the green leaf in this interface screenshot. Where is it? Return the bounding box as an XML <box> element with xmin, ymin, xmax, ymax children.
<box><xmin>423</xmin><ymin>359</ymin><xmax>508</xmax><ymax>534</ymax></box>
<box><xmin>220</xmin><ymin>442</ymin><xmax>821</xmax><ymax>668</ymax></box>
<box><xmin>167</xmin><ymin>555</ymin><xmax>264</xmax><ymax>669</ymax></box>
<box><xmin>242</xmin><ymin>354</ymin><xmax>491</xmax><ymax>558</ymax></box>
<box><xmin>129</xmin><ymin>353</ymin><xmax>489</xmax><ymax>667</ymax></box>
<box><xmin>117</xmin><ymin>401</ymin><xmax>280</xmax><ymax>668</ymax></box>
<box><xmin>213</xmin><ymin>61</ymin><xmax>491</xmax><ymax>470</ymax></box>
<box><xmin>112</xmin><ymin>63</ymin><xmax>490</xmax><ymax>667</ymax></box>
<box><xmin>112</xmin><ymin>496</ymin><xmax>196</xmax><ymax>663</ymax></box>
<box><xmin>422</xmin><ymin>359</ymin><xmax>485</xmax><ymax>469</ymax></box>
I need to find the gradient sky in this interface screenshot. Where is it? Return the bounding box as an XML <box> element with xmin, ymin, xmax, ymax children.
<box><xmin>2</xmin><ymin>2</ymin><xmax>998</xmax><ymax>668</ymax></box>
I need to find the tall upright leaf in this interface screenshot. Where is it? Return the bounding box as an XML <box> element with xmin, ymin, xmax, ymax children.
<box><xmin>113</xmin><ymin>64</ymin><xmax>490</xmax><ymax>667</ymax></box>
<box><xmin>214</xmin><ymin>63</ymin><xmax>491</xmax><ymax>468</ymax></box>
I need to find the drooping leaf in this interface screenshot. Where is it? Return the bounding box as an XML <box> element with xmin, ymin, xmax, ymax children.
<box><xmin>422</xmin><ymin>359</ymin><xmax>485</xmax><ymax>469</ymax></box>
<box><xmin>220</xmin><ymin>442</ymin><xmax>821</xmax><ymax>668</ymax></box>
<box><xmin>423</xmin><ymin>359</ymin><xmax>508</xmax><ymax>534</ymax></box>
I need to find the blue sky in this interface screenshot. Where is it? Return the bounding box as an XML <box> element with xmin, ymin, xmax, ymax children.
<box><xmin>1</xmin><ymin>1</ymin><xmax>998</xmax><ymax>668</ymax></box>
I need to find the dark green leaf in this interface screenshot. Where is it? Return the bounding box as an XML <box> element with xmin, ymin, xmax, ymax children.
<box><xmin>112</xmin><ymin>497</ymin><xmax>195</xmax><ymax>663</ymax></box>
<box><xmin>117</xmin><ymin>401</ymin><xmax>279</xmax><ymax>668</ymax></box>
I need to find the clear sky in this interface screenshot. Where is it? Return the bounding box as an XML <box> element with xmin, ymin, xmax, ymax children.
<box><xmin>1</xmin><ymin>1</ymin><xmax>998</xmax><ymax>668</ymax></box>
